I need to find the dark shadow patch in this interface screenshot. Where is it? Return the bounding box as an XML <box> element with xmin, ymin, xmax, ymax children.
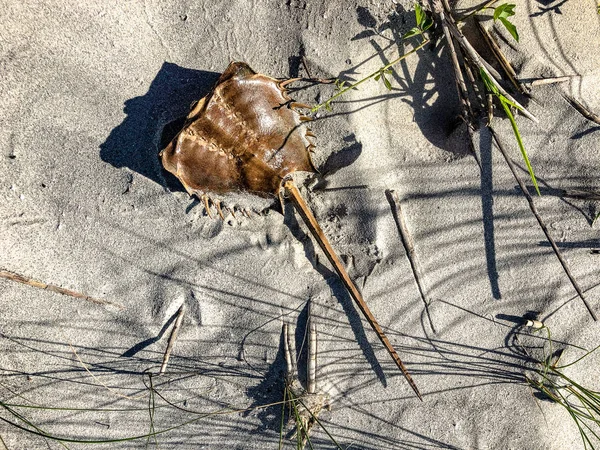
<box><xmin>356</xmin><ymin>6</ymin><xmax>377</xmax><ymax>29</ymax></box>
<box><xmin>245</xmin><ymin>323</ymin><xmax>287</xmax><ymax>433</ymax></box>
<box><xmin>321</xmin><ymin>134</ymin><xmax>363</xmax><ymax>175</ymax></box>
<box><xmin>479</xmin><ymin>126</ymin><xmax>501</xmax><ymax>299</ymax></box>
<box><xmin>121</xmin><ymin>306</ymin><xmax>181</xmax><ymax>357</ymax></box>
<box><xmin>100</xmin><ymin>62</ymin><xmax>220</xmax><ymax>191</ymax></box>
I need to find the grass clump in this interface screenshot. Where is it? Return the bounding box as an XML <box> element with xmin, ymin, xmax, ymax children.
<box><xmin>524</xmin><ymin>323</ymin><xmax>600</xmax><ymax>449</ymax></box>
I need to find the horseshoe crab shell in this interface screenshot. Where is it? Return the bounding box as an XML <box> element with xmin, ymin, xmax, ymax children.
<box><xmin>159</xmin><ymin>61</ymin><xmax>316</xmax><ymax>208</ymax></box>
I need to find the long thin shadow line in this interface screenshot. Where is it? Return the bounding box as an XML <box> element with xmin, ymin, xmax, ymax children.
<box><xmin>479</xmin><ymin>126</ymin><xmax>501</xmax><ymax>299</ymax></box>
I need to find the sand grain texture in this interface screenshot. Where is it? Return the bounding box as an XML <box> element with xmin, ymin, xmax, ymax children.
<box><xmin>1</xmin><ymin>0</ymin><xmax>599</xmax><ymax>448</ymax></box>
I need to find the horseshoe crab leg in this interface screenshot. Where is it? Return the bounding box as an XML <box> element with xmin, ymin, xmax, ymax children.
<box><xmin>284</xmin><ymin>179</ymin><xmax>422</xmax><ymax>400</ymax></box>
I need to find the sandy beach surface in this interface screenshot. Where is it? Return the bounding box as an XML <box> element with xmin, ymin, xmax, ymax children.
<box><xmin>1</xmin><ymin>1</ymin><xmax>599</xmax><ymax>448</ymax></box>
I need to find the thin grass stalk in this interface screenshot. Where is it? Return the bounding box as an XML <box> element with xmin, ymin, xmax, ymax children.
<box><xmin>311</xmin><ymin>39</ymin><xmax>430</xmax><ymax>113</ymax></box>
<box><xmin>279</xmin><ymin>386</ymin><xmax>287</xmax><ymax>450</ymax></box>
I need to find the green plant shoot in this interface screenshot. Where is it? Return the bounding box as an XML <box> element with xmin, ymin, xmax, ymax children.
<box><xmin>525</xmin><ymin>325</ymin><xmax>600</xmax><ymax>450</ymax></box>
<box><xmin>312</xmin><ymin>4</ymin><xmax>432</xmax><ymax>112</ymax></box>
<box><xmin>403</xmin><ymin>2</ymin><xmax>434</xmax><ymax>39</ymax></box>
<box><xmin>493</xmin><ymin>4</ymin><xmax>519</xmax><ymax>42</ymax></box>
<box><xmin>480</xmin><ymin>68</ymin><xmax>540</xmax><ymax>195</ymax></box>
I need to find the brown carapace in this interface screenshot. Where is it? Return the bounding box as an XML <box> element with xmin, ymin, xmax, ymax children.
<box><xmin>160</xmin><ymin>61</ymin><xmax>422</xmax><ymax>400</ymax></box>
<box><xmin>160</xmin><ymin>61</ymin><xmax>315</xmax><ymax>215</ymax></box>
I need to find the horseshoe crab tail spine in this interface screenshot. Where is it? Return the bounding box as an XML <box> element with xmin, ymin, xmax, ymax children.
<box><xmin>284</xmin><ymin>179</ymin><xmax>423</xmax><ymax>401</ymax></box>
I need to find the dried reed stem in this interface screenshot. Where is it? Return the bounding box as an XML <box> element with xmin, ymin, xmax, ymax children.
<box><xmin>490</xmin><ymin>129</ymin><xmax>597</xmax><ymax>321</ymax></box>
<box><xmin>307</xmin><ymin>302</ymin><xmax>317</xmax><ymax>394</ymax></box>
<box><xmin>445</xmin><ymin>15</ymin><xmax>538</xmax><ymax>123</ymax></box>
<box><xmin>283</xmin><ymin>323</ymin><xmax>295</xmax><ymax>380</ymax></box>
<box><xmin>435</xmin><ymin>0</ymin><xmax>473</xmax><ymax>120</ymax></box>
<box><xmin>0</xmin><ymin>269</ymin><xmax>124</xmax><ymax>309</ymax></box>
<box><xmin>386</xmin><ymin>190</ymin><xmax>437</xmax><ymax>334</ymax></box>
<box><xmin>561</xmin><ymin>94</ymin><xmax>600</xmax><ymax>125</ymax></box>
<box><xmin>159</xmin><ymin>303</ymin><xmax>186</xmax><ymax>375</ymax></box>
<box><xmin>529</xmin><ymin>76</ymin><xmax>571</xmax><ymax>87</ymax></box>
<box><xmin>475</xmin><ymin>19</ymin><xmax>529</xmax><ymax>95</ymax></box>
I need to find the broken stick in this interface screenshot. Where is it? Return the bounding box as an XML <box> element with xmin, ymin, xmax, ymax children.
<box><xmin>159</xmin><ymin>303</ymin><xmax>186</xmax><ymax>375</ymax></box>
<box><xmin>0</xmin><ymin>269</ymin><xmax>124</xmax><ymax>309</ymax></box>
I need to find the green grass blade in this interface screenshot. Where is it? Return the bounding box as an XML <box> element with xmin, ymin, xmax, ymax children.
<box><xmin>499</xmin><ymin>99</ymin><xmax>540</xmax><ymax>195</ymax></box>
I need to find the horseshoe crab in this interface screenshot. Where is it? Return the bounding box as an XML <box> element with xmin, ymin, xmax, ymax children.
<box><xmin>159</xmin><ymin>61</ymin><xmax>422</xmax><ymax>400</ymax></box>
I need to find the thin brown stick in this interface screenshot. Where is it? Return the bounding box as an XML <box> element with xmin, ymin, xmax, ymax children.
<box><xmin>561</xmin><ymin>94</ymin><xmax>600</xmax><ymax>125</ymax></box>
<box><xmin>386</xmin><ymin>190</ymin><xmax>437</xmax><ymax>334</ymax></box>
<box><xmin>476</xmin><ymin>19</ymin><xmax>529</xmax><ymax>95</ymax></box>
<box><xmin>301</xmin><ymin>55</ymin><xmax>313</xmax><ymax>80</ymax></box>
<box><xmin>463</xmin><ymin>55</ymin><xmax>484</xmax><ymax>109</ymax></box>
<box><xmin>307</xmin><ymin>302</ymin><xmax>317</xmax><ymax>395</ymax></box>
<box><xmin>284</xmin><ymin>179</ymin><xmax>423</xmax><ymax>400</ymax></box>
<box><xmin>489</xmin><ymin>129</ymin><xmax>597</xmax><ymax>321</ymax></box>
<box><xmin>159</xmin><ymin>303</ymin><xmax>186</xmax><ymax>375</ymax></box>
<box><xmin>436</xmin><ymin>0</ymin><xmax>473</xmax><ymax>120</ymax></box>
<box><xmin>0</xmin><ymin>269</ymin><xmax>124</xmax><ymax>309</ymax></box>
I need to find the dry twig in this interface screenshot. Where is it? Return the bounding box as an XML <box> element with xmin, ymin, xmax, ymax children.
<box><xmin>561</xmin><ymin>93</ymin><xmax>600</xmax><ymax>125</ymax></box>
<box><xmin>443</xmin><ymin>13</ymin><xmax>538</xmax><ymax>123</ymax></box>
<box><xmin>490</xmin><ymin>129</ymin><xmax>597</xmax><ymax>321</ymax></box>
<box><xmin>475</xmin><ymin>19</ymin><xmax>529</xmax><ymax>95</ymax></box>
<box><xmin>159</xmin><ymin>303</ymin><xmax>186</xmax><ymax>375</ymax></box>
<box><xmin>386</xmin><ymin>190</ymin><xmax>437</xmax><ymax>334</ymax></box>
<box><xmin>0</xmin><ymin>269</ymin><xmax>124</xmax><ymax>310</ymax></box>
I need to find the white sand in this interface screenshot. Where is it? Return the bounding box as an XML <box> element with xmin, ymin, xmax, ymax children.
<box><xmin>1</xmin><ymin>0</ymin><xmax>599</xmax><ymax>448</ymax></box>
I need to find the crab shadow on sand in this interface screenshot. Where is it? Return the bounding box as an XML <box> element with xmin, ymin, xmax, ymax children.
<box><xmin>100</xmin><ymin>62</ymin><xmax>221</xmax><ymax>192</ymax></box>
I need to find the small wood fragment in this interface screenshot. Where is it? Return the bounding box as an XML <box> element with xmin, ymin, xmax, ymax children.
<box><xmin>159</xmin><ymin>303</ymin><xmax>186</xmax><ymax>375</ymax></box>
<box><xmin>0</xmin><ymin>269</ymin><xmax>124</xmax><ymax>309</ymax></box>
